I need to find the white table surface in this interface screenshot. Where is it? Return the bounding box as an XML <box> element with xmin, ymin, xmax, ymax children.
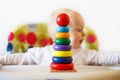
<box><xmin>0</xmin><ymin>65</ymin><xmax>120</xmax><ymax>80</ymax></box>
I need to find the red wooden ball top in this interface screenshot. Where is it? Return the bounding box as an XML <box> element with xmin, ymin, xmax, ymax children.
<box><xmin>56</xmin><ymin>13</ymin><xmax>70</xmax><ymax>26</ymax></box>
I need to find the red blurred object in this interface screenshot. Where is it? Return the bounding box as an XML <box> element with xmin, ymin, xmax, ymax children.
<box><xmin>40</xmin><ymin>38</ymin><xmax>48</xmax><ymax>47</ymax></box>
<box><xmin>49</xmin><ymin>37</ymin><xmax>53</xmax><ymax>45</ymax></box>
<box><xmin>26</xmin><ymin>32</ymin><xmax>36</xmax><ymax>46</ymax></box>
<box><xmin>8</xmin><ymin>32</ymin><xmax>14</xmax><ymax>41</ymax></box>
<box><xmin>18</xmin><ymin>33</ymin><xmax>25</xmax><ymax>42</ymax></box>
<box><xmin>56</xmin><ymin>13</ymin><xmax>70</xmax><ymax>26</ymax></box>
<box><xmin>87</xmin><ymin>34</ymin><xmax>96</xmax><ymax>43</ymax></box>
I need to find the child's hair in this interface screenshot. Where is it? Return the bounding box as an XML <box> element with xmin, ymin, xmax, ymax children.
<box><xmin>48</xmin><ymin>8</ymin><xmax>84</xmax><ymax>39</ymax></box>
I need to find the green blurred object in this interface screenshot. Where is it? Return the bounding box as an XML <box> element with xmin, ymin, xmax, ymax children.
<box><xmin>7</xmin><ymin>23</ymin><xmax>99</xmax><ymax>53</ymax></box>
<box><xmin>7</xmin><ymin>23</ymin><xmax>53</xmax><ymax>54</ymax></box>
<box><xmin>82</xmin><ymin>26</ymin><xmax>99</xmax><ymax>51</ymax></box>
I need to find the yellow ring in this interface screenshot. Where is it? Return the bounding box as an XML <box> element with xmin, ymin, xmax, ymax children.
<box><xmin>53</xmin><ymin>50</ymin><xmax>72</xmax><ymax>57</ymax></box>
<box><xmin>55</xmin><ymin>32</ymin><xmax>70</xmax><ymax>38</ymax></box>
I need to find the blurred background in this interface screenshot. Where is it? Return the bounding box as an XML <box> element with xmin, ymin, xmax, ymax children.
<box><xmin>0</xmin><ymin>0</ymin><xmax>120</xmax><ymax>54</ymax></box>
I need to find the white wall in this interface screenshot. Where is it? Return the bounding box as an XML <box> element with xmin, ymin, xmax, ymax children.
<box><xmin>0</xmin><ymin>0</ymin><xmax>120</xmax><ymax>54</ymax></box>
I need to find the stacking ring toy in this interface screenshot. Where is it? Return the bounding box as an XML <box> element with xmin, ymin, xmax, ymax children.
<box><xmin>50</xmin><ymin>62</ymin><xmax>74</xmax><ymax>70</ymax></box>
<box><xmin>52</xmin><ymin>57</ymin><xmax>73</xmax><ymax>64</ymax></box>
<box><xmin>53</xmin><ymin>50</ymin><xmax>72</xmax><ymax>57</ymax></box>
<box><xmin>56</xmin><ymin>26</ymin><xmax>69</xmax><ymax>32</ymax></box>
<box><xmin>53</xmin><ymin>44</ymin><xmax>71</xmax><ymax>51</ymax></box>
<box><xmin>55</xmin><ymin>38</ymin><xmax>70</xmax><ymax>45</ymax></box>
<box><xmin>55</xmin><ymin>32</ymin><xmax>70</xmax><ymax>38</ymax></box>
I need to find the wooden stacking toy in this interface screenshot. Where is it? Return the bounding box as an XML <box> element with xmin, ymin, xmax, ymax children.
<box><xmin>50</xmin><ymin>13</ymin><xmax>76</xmax><ymax>72</ymax></box>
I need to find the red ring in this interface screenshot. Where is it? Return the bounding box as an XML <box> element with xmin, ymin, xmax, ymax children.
<box><xmin>50</xmin><ymin>62</ymin><xmax>74</xmax><ymax>70</ymax></box>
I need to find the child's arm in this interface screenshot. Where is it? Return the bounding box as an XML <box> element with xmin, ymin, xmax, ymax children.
<box><xmin>0</xmin><ymin>53</ymin><xmax>30</xmax><ymax>65</ymax></box>
<box><xmin>97</xmin><ymin>51</ymin><xmax>120</xmax><ymax>65</ymax></box>
<box><xmin>0</xmin><ymin>46</ymin><xmax>52</xmax><ymax>65</ymax></box>
<box><xmin>0</xmin><ymin>51</ymin><xmax>38</xmax><ymax>65</ymax></box>
<box><xmin>85</xmin><ymin>50</ymin><xmax>120</xmax><ymax>65</ymax></box>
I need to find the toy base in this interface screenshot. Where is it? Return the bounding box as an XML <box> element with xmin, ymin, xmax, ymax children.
<box><xmin>50</xmin><ymin>68</ymin><xmax>77</xmax><ymax>72</ymax></box>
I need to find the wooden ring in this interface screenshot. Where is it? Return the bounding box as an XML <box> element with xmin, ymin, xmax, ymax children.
<box><xmin>50</xmin><ymin>62</ymin><xmax>74</xmax><ymax>70</ymax></box>
<box><xmin>52</xmin><ymin>57</ymin><xmax>73</xmax><ymax>64</ymax></box>
<box><xmin>55</xmin><ymin>32</ymin><xmax>70</xmax><ymax>38</ymax></box>
<box><xmin>53</xmin><ymin>44</ymin><xmax>71</xmax><ymax>51</ymax></box>
<box><xmin>55</xmin><ymin>38</ymin><xmax>70</xmax><ymax>45</ymax></box>
<box><xmin>53</xmin><ymin>50</ymin><xmax>72</xmax><ymax>57</ymax></box>
<box><xmin>56</xmin><ymin>26</ymin><xmax>69</xmax><ymax>32</ymax></box>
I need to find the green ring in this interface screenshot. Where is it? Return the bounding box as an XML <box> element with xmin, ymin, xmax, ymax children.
<box><xmin>55</xmin><ymin>38</ymin><xmax>71</xmax><ymax>45</ymax></box>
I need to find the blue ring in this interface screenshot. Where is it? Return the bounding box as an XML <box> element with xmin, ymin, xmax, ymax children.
<box><xmin>52</xmin><ymin>57</ymin><xmax>73</xmax><ymax>64</ymax></box>
<box><xmin>53</xmin><ymin>44</ymin><xmax>71</xmax><ymax>51</ymax></box>
<box><xmin>56</xmin><ymin>26</ymin><xmax>69</xmax><ymax>32</ymax></box>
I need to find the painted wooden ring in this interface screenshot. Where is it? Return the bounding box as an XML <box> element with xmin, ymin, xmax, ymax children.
<box><xmin>53</xmin><ymin>50</ymin><xmax>72</xmax><ymax>57</ymax></box>
<box><xmin>55</xmin><ymin>38</ymin><xmax>70</xmax><ymax>45</ymax></box>
<box><xmin>52</xmin><ymin>57</ymin><xmax>73</xmax><ymax>64</ymax></box>
<box><xmin>56</xmin><ymin>26</ymin><xmax>69</xmax><ymax>32</ymax></box>
<box><xmin>53</xmin><ymin>44</ymin><xmax>71</xmax><ymax>51</ymax></box>
<box><xmin>50</xmin><ymin>62</ymin><xmax>74</xmax><ymax>70</ymax></box>
<box><xmin>55</xmin><ymin>32</ymin><xmax>70</xmax><ymax>38</ymax></box>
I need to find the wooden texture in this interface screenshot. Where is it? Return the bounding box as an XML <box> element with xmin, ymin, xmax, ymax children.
<box><xmin>0</xmin><ymin>65</ymin><xmax>120</xmax><ymax>80</ymax></box>
<box><xmin>50</xmin><ymin>68</ymin><xmax>77</xmax><ymax>72</ymax></box>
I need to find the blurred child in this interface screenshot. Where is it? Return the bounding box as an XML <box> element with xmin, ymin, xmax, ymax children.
<box><xmin>0</xmin><ymin>8</ymin><xmax>120</xmax><ymax>66</ymax></box>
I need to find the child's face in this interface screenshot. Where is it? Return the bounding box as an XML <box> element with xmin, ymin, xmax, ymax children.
<box><xmin>69</xmin><ymin>25</ymin><xmax>84</xmax><ymax>49</ymax></box>
<box><xmin>69</xmin><ymin>14</ymin><xmax>84</xmax><ymax>49</ymax></box>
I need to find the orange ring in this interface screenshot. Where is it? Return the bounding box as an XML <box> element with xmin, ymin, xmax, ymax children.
<box><xmin>55</xmin><ymin>32</ymin><xmax>70</xmax><ymax>38</ymax></box>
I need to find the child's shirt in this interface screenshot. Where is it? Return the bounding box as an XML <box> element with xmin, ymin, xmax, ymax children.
<box><xmin>0</xmin><ymin>46</ymin><xmax>120</xmax><ymax>65</ymax></box>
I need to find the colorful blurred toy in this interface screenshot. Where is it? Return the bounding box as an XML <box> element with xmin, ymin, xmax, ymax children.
<box><xmin>7</xmin><ymin>23</ymin><xmax>53</xmax><ymax>53</ymax></box>
<box><xmin>81</xmin><ymin>26</ymin><xmax>99</xmax><ymax>51</ymax></box>
<box><xmin>50</xmin><ymin>13</ymin><xmax>76</xmax><ymax>72</ymax></box>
